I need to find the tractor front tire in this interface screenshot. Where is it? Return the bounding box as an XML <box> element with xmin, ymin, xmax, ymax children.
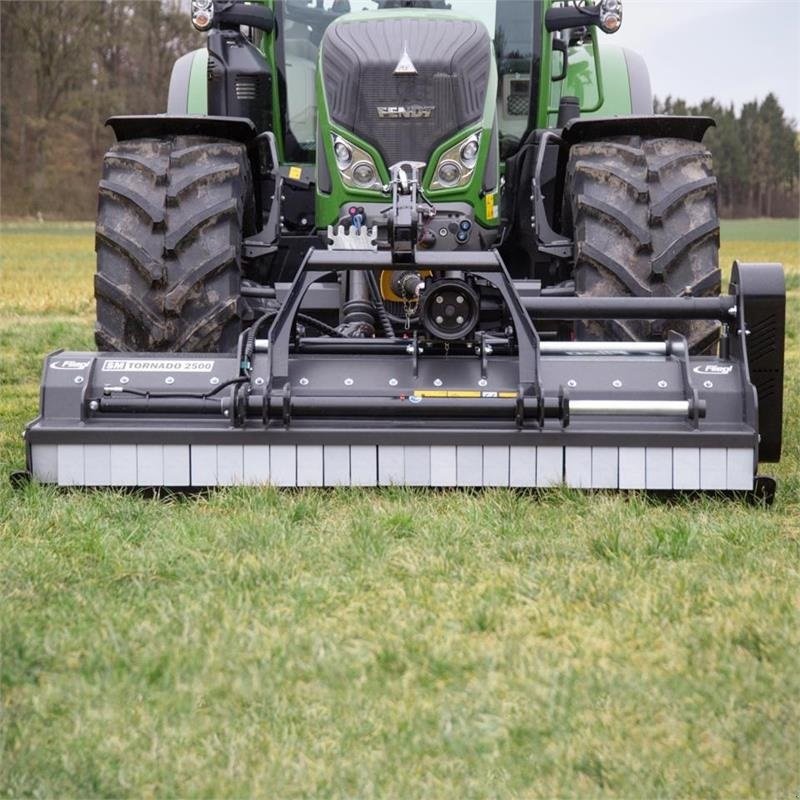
<box><xmin>566</xmin><ymin>136</ymin><xmax>721</xmax><ymax>352</ymax></box>
<box><xmin>95</xmin><ymin>135</ymin><xmax>254</xmax><ymax>352</ymax></box>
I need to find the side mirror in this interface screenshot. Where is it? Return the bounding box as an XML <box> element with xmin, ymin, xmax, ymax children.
<box><xmin>213</xmin><ymin>1</ymin><xmax>275</xmax><ymax>33</ymax></box>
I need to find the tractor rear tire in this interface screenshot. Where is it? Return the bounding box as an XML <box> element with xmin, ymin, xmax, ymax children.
<box><xmin>95</xmin><ymin>135</ymin><xmax>254</xmax><ymax>352</ymax></box>
<box><xmin>565</xmin><ymin>136</ymin><xmax>721</xmax><ymax>353</ymax></box>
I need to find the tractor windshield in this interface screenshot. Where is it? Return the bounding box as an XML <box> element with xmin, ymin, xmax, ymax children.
<box><xmin>278</xmin><ymin>0</ymin><xmax>535</xmax><ymax>163</ymax></box>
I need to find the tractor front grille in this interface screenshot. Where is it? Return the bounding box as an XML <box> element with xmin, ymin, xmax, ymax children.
<box><xmin>321</xmin><ymin>17</ymin><xmax>492</xmax><ymax>167</ymax></box>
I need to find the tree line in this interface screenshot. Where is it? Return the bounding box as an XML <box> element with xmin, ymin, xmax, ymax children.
<box><xmin>1</xmin><ymin>1</ymin><xmax>798</xmax><ymax>220</ymax></box>
<box><xmin>655</xmin><ymin>95</ymin><xmax>799</xmax><ymax>219</ymax></box>
<box><xmin>1</xmin><ymin>1</ymin><xmax>199</xmax><ymax>219</ymax></box>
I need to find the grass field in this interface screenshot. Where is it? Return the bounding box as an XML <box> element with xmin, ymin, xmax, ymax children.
<box><xmin>720</xmin><ymin>217</ymin><xmax>800</xmax><ymax>242</ymax></box>
<box><xmin>1</xmin><ymin>220</ymin><xmax>799</xmax><ymax>797</ymax></box>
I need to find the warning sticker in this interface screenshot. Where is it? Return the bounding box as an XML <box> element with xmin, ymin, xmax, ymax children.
<box><xmin>484</xmin><ymin>192</ymin><xmax>498</xmax><ymax>220</ymax></box>
<box><xmin>288</xmin><ymin>166</ymin><xmax>303</xmax><ymax>180</ymax></box>
<box><xmin>413</xmin><ymin>389</ymin><xmax>517</xmax><ymax>399</ymax></box>
<box><xmin>101</xmin><ymin>359</ymin><xmax>215</xmax><ymax>373</ymax></box>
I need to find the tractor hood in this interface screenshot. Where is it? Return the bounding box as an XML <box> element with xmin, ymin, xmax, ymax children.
<box><xmin>320</xmin><ymin>14</ymin><xmax>493</xmax><ymax>167</ymax></box>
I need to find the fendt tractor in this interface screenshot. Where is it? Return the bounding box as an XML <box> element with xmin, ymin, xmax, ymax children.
<box><xmin>23</xmin><ymin>0</ymin><xmax>786</xmax><ymax>496</ymax></box>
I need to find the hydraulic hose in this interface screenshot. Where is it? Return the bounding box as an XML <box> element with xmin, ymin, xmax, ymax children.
<box><xmin>243</xmin><ymin>310</ymin><xmax>277</xmax><ymax>371</ymax></box>
<box><xmin>297</xmin><ymin>312</ymin><xmax>343</xmax><ymax>338</ymax></box>
<box><xmin>365</xmin><ymin>269</ymin><xmax>396</xmax><ymax>339</ymax></box>
<box><xmin>243</xmin><ymin>308</ymin><xmax>344</xmax><ymax>373</ymax></box>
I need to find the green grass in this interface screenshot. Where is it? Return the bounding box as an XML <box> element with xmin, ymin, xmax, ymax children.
<box><xmin>720</xmin><ymin>217</ymin><xmax>800</xmax><ymax>243</ymax></box>
<box><xmin>1</xmin><ymin>222</ymin><xmax>799</xmax><ymax>797</ymax></box>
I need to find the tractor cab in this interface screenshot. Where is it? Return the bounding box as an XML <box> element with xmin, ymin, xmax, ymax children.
<box><xmin>275</xmin><ymin>0</ymin><xmax>537</xmax><ymax>163</ymax></box>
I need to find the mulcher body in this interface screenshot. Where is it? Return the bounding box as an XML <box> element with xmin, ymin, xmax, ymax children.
<box><xmin>24</xmin><ymin>0</ymin><xmax>787</xmax><ymax>493</ymax></box>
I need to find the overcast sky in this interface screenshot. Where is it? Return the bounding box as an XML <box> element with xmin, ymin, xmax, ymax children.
<box><xmin>177</xmin><ymin>0</ymin><xmax>799</xmax><ymax>124</ymax></box>
<box><xmin>611</xmin><ymin>0</ymin><xmax>800</xmax><ymax>124</ymax></box>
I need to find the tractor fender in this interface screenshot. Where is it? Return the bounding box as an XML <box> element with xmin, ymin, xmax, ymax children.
<box><xmin>560</xmin><ymin>115</ymin><xmax>715</xmax><ymax>146</ymax></box>
<box><xmin>106</xmin><ymin>115</ymin><xmax>257</xmax><ymax>145</ymax></box>
<box><xmin>554</xmin><ymin>115</ymin><xmax>716</xmax><ymax>189</ymax></box>
<box><xmin>167</xmin><ymin>48</ymin><xmax>208</xmax><ymax>115</ymax></box>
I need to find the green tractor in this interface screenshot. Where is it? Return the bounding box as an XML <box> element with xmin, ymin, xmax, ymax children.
<box><xmin>97</xmin><ymin>0</ymin><xmax>718</xmax><ymax>351</ymax></box>
<box><xmin>25</xmin><ymin>0</ymin><xmax>785</xmax><ymax>493</ymax></box>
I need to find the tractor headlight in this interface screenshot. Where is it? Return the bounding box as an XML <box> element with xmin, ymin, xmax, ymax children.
<box><xmin>333</xmin><ymin>138</ymin><xmax>353</xmax><ymax>168</ymax></box>
<box><xmin>430</xmin><ymin>133</ymin><xmax>481</xmax><ymax>191</ymax></box>
<box><xmin>352</xmin><ymin>162</ymin><xmax>376</xmax><ymax>186</ymax></box>
<box><xmin>331</xmin><ymin>134</ymin><xmax>383</xmax><ymax>191</ymax></box>
<box><xmin>436</xmin><ymin>161</ymin><xmax>461</xmax><ymax>187</ymax></box>
<box><xmin>459</xmin><ymin>137</ymin><xmax>479</xmax><ymax>167</ymax></box>
<box><xmin>191</xmin><ymin>0</ymin><xmax>214</xmax><ymax>31</ymax></box>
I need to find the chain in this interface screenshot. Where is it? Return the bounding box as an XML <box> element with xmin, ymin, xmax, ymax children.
<box><xmin>403</xmin><ymin>297</ymin><xmax>418</xmax><ymax>331</ymax></box>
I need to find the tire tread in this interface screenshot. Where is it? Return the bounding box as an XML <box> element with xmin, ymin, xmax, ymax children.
<box><xmin>566</xmin><ymin>136</ymin><xmax>720</xmax><ymax>351</ymax></box>
<box><xmin>94</xmin><ymin>135</ymin><xmax>252</xmax><ymax>352</ymax></box>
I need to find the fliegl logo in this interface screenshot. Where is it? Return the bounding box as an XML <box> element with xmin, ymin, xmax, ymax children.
<box><xmin>693</xmin><ymin>363</ymin><xmax>734</xmax><ymax>376</ymax></box>
<box><xmin>377</xmin><ymin>105</ymin><xmax>434</xmax><ymax>119</ymax></box>
<box><xmin>50</xmin><ymin>359</ymin><xmax>91</xmax><ymax>370</ymax></box>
